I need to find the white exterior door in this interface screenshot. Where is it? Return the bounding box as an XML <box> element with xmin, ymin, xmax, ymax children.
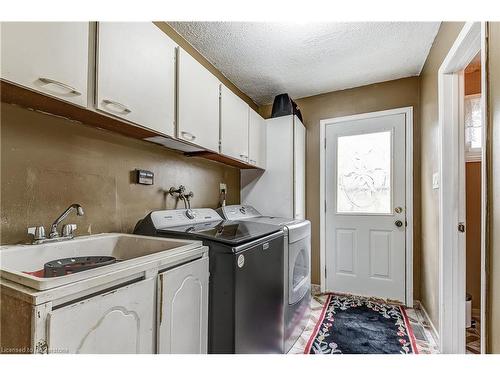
<box><xmin>325</xmin><ymin>113</ymin><xmax>406</xmax><ymax>302</ymax></box>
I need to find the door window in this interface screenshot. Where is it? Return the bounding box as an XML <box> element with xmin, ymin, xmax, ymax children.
<box><xmin>464</xmin><ymin>94</ymin><xmax>482</xmax><ymax>161</ymax></box>
<box><xmin>336</xmin><ymin>130</ymin><xmax>392</xmax><ymax>214</ymax></box>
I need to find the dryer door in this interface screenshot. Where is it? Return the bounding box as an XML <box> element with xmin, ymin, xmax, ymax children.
<box><xmin>288</xmin><ymin>235</ymin><xmax>310</xmax><ymax>305</ymax></box>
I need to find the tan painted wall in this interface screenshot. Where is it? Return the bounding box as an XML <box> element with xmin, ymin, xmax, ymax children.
<box><xmin>488</xmin><ymin>21</ymin><xmax>500</xmax><ymax>354</ymax></box>
<box><xmin>465</xmin><ymin>69</ymin><xmax>482</xmax><ymax>96</ymax></box>
<box><xmin>418</xmin><ymin>22</ymin><xmax>465</xmax><ymax>330</ymax></box>
<box><xmin>259</xmin><ymin>76</ymin><xmax>421</xmax><ymax>298</ymax></box>
<box><xmin>0</xmin><ymin>104</ymin><xmax>240</xmax><ymax>245</ymax></box>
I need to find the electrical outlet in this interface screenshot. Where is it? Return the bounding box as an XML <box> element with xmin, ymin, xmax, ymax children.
<box><xmin>219</xmin><ymin>183</ymin><xmax>227</xmax><ymax>194</ymax></box>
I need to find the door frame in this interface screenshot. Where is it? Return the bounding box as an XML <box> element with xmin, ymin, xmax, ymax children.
<box><xmin>438</xmin><ymin>21</ymin><xmax>487</xmax><ymax>354</ymax></box>
<box><xmin>319</xmin><ymin>106</ymin><xmax>414</xmax><ymax>307</ymax></box>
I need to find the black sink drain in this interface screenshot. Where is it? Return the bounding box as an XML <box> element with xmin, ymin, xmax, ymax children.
<box><xmin>43</xmin><ymin>256</ymin><xmax>117</xmax><ymax>278</ymax></box>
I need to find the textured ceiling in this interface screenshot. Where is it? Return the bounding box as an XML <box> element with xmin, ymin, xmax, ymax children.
<box><xmin>169</xmin><ymin>22</ymin><xmax>441</xmax><ymax>105</ymax></box>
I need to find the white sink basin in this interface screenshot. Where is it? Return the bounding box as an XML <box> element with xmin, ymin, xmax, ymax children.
<box><xmin>0</xmin><ymin>233</ymin><xmax>201</xmax><ymax>291</ymax></box>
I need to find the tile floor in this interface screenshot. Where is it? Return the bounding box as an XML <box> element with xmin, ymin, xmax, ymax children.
<box><xmin>466</xmin><ymin>318</ymin><xmax>481</xmax><ymax>354</ymax></box>
<box><xmin>289</xmin><ymin>290</ymin><xmax>440</xmax><ymax>354</ymax></box>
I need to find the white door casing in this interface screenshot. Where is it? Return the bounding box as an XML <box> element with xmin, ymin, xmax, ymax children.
<box><xmin>320</xmin><ymin>108</ymin><xmax>413</xmax><ymax>305</ymax></box>
<box><xmin>438</xmin><ymin>21</ymin><xmax>486</xmax><ymax>354</ymax></box>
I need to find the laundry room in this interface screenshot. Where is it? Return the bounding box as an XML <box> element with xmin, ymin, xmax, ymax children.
<box><xmin>1</xmin><ymin>1</ymin><xmax>500</xmax><ymax>374</ymax></box>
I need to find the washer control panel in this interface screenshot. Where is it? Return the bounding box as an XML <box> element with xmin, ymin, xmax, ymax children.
<box><xmin>150</xmin><ymin>208</ymin><xmax>222</xmax><ymax>228</ymax></box>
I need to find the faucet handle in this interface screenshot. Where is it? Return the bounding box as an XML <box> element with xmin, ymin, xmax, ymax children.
<box><xmin>28</xmin><ymin>226</ymin><xmax>46</xmax><ymax>241</ymax></box>
<box><xmin>62</xmin><ymin>224</ymin><xmax>77</xmax><ymax>237</ymax></box>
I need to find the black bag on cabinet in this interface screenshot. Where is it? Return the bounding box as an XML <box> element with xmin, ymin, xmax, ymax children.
<box><xmin>270</xmin><ymin>93</ymin><xmax>303</xmax><ymax>122</ymax></box>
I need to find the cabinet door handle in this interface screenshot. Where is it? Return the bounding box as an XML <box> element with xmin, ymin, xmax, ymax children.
<box><xmin>239</xmin><ymin>154</ymin><xmax>248</xmax><ymax>161</ymax></box>
<box><xmin>102</xmin><ymin>99</ymin><xmax>132</xmax><ymax>114</ymax></box>
<box><xmin>249</xmin><ymin>159</ymin><xmax>256</xmax><ymax>165</ymax></box>
<box><xmin>38</xmin><ymin>77</ymin><xmax>81</xmax><ymax>96</ymax></box>
<box><xmin>181</xmin><ymin>131</ymin><xmax>196</xmax><ymax>141</ymax></box>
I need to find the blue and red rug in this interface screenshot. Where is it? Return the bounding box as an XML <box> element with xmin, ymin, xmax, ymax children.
<box><xmin>304</xmin><ymin>293</ymin><xmax>418</xmax><ymax>354</ymax></box>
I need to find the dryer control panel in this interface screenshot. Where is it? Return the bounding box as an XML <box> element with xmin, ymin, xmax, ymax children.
<box><xmin>217</xmin><ymin>205</ymin><xmax>261</xmax><ymax>220</ymax></box>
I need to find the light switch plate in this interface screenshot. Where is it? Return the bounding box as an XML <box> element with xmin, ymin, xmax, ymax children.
<box><xmin>219</xmin><ymin>183</ymin><xmax>227</xmax><ymax>194</ymax></box>
<box><xmin>432</xmin><ymin>173</ymin><xmax>440</xmax><ymax>189</ymax></box>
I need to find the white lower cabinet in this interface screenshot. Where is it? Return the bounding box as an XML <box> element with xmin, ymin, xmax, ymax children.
<box><xmin>157</xmin><ymin>257</ymin><xmax>209</xmax><ymax>354</ymax></box>
<box><xmin>47</xmin><ymin>278</ymin><xmax>155</xmax><ymax>354</ymax></box>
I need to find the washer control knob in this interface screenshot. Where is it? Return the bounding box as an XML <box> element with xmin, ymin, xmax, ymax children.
<box><xmin>185</xmin><ymin>209</ymin><xmax>196</xmax><ymax>220</ymax></box>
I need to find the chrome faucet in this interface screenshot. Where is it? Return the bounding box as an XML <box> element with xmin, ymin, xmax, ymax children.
<box><xmin>49</xmin><ymin>204</ymin><xmax>84</xmax><ymax>238</ymax></box>
<box><xmin>169</xmin><ymin>185</ymin><xmax>195</xmax><ymax>219</ymax></box>
<box><xmin>28</xmin><ymin>203</ymin><xmax>84</xmax><ymax>244</ymax></box>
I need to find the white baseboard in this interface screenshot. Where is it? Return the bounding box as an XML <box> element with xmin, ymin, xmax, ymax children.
<box><xmin>414</xmin><ymin>300</ymin><xmax>439</xmax><ymax>342</ymax></box>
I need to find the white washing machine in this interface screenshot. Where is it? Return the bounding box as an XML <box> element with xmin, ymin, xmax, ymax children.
<box><xmin>217</xmin><ymin>205</ymin><xmax>311</xmax><ymax>353</ymax></box>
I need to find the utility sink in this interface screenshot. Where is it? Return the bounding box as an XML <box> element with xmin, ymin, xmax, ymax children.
<box><xmin>0</xmin><ymin>233</ymin><xmax>201</xmax><ymax>291</ymax></box>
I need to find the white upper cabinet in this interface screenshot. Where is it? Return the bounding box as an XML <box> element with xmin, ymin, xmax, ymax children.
<box><xmin>96</xmin><ymin>22</ymin><xmax>177</xmax><ymax>137</ymax></box>
<box><xmin>248</xmin><ymin>108</ymin><xmax>267</xmax><ymax>169</ymax></box>
<box><xmin>220</xmin><ymin>85</ymin><xmax>249</xmax><ymax>161</ymax></box>
<box><xmin>177</xmin><ymin>48</ymin><xmax>220</xmax><ymax>152</ymax></box>
<box><xmin>293</xmin><ymin>116</ymin><xmax>306</xmax><ymax>219</ymax></box>
<box><xmin>1</xmin><ymin>22</ymin><xmax>89</xmax><ymax>107</ymax></box>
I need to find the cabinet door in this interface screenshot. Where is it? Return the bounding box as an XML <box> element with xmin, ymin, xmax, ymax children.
<box><xmin>96</xmin><ymin>22</ymin><xmax>176</xmax><ymax>136</ymax></box>
<box><xmin>293</xmin><ymin>116</ymin><xmax>306</xmax><ymax>220</ymax></box>
<box><xmin>220</xmin><ymin>85</ymin><xmax>249</xmax><ymax>161</ymax></box>
<box><xmin>248</xmin><ymin>108</ymin><xmax>267</xmax><ymax>169</ymax></box>
<box><xmin>177</xmin><ymin>48</ymin><xmax>220</xmax><ymax>152</ymax></box>
<box><xmin>1</xmin><ymin>22</ymin><xmax>89</xmax><ymax>107</ymax></box>
<box><xmin>157</xmin><ymin>257</ymin><xmax>209</xmax><ymax>354</ymax></box>
<box><xmin>47</xmin><ymin>278</ymin><xmax>155</xmax><ymax>354</ymax></box>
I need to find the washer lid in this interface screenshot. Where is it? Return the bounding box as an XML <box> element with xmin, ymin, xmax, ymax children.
<box><xmin>159</xmin><ymin>220</ymin><xmax>281</xmax><ymax>246</ymax></box>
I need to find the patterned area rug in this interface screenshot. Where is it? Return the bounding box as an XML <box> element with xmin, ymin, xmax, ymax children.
<box><xmin>304</xmin><ymin>293</ymin><xmax>419</xmax><ymax>354</ymax></box>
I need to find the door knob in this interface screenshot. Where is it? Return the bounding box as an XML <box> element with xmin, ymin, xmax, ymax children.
<box><xmin>395</xmin><ymin>220</ymin><xmax>403</xmax><ymax>228</ymax></box>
